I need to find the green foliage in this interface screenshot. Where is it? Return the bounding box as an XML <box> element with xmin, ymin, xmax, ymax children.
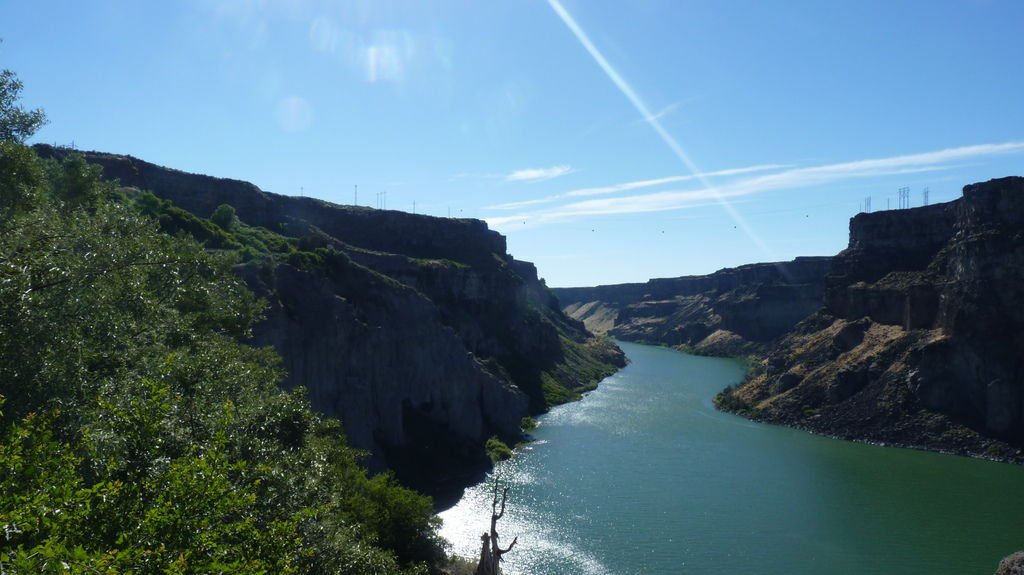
<box><xmin>444</xmin><ymin>555</ymin><xmax>478</xmax><ymax>575</ymax></box>
<box><xmin>0</xmin><ymin>68</ymin><xmax>46</xmax><ymax>142</ymax></box>
<box><xmin>528</xmin><ymin>334</ymin><xmax>620</xmax><ymax>411</ymax></box>
<box><xmin>211</xmin><ymin>203</ymin><xmax>238</xmax><ymax>231</ymax></box>
<box><xmin>484</xmin><ymin>437</ymin><xmax>513</xmax><ymax>463</ymax></box>
<box><xmin>541</xmin><ymin>372</ymin><xmax>581</xmax><ymax>406</ymax></box>
<box><xmin>713</xmin><ymin>384</ymin><xmax>757</xmax><ymax>416</ymax></box>
<box><xmin>130</xmin><ymin>190</ymin><xmax>300</xmax><ymax>262</ymax></box>
<box><xmin>0</xmin><ymin>145</ymin><xmax>443</xmax><ymax>573</ymax></box>
<box><xmin>133</xmin><ymin>190</ymin><xmax>243</xmax><ymax>251</ymax></box>
<box><xmin>48</xmin><ymin>153</ymin><xmax>105</xmax><ymax>208</ymax></box>
<box><xmin>0</xmin><ymin>140</ymin><xmax>44</xmax><ymax>216</ymax></box>
<box><xmin>520</xmin><ymin>416</ymin><xmax>538</xmax><ymax>433</ymax></box>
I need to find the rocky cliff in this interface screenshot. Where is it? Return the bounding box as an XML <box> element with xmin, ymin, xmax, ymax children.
<box><xmin>554</xmin><ymin>257</ymin><xmax>832</xmax><ymax>355</ymax></box>
<box><xmin>34</xmin><ymin>145</ymin><xmax>624</xmax><ymax>497</ymax></box>
<box><xmin>719</xmin><ymin>177</ymin><xmax>1024</xmax><ymax>460</ymax></box>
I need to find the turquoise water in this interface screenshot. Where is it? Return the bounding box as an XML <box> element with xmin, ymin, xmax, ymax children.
<box><xmin>439</xmin><ymin>341</ymin><xmax>1024</xmax><ymax>574</ymax></box>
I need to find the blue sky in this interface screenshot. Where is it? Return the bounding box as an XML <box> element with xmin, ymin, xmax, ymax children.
<box><xmin>3</xmin><ymin>0</ymin><xmax>1023</xmax><ymax>287</ymax></box>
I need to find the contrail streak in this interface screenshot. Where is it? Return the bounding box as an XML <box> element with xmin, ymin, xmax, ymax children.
<box><xmin>546</xmin><ymin>0</ymin><xmax>777</xmax><ymax>259</ymax></box>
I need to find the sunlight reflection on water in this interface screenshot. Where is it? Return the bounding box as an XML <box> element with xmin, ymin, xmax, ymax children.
<box><xmin>440</xmin><ymin>342</ymin><xmax>1024</xmax><ymax>575</ymax></box>
<box><xmin>439</xmin><ymin>444</ymin><xmax>626</xmax><ymax>575</ymax></box>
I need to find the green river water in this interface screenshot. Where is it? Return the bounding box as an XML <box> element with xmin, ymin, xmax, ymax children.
<box><xmin>439</xmin><ymin>341</ymin><xmax>1024</xmax><ymax>574</ymax></box>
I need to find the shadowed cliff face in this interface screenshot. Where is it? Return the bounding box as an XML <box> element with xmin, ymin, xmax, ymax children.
<box><xmin>33</xmin><ymin>145</ymin><xmax>625</xmax><ymax>496</ymax></box>
<box><xmin>553</xmin><ymin>257</ymin><xmax>832</xmax><ymax>356</ymax></box>
<box><xmin>724</xmin><ymin>177</ymin><xmax>1024</xmax><ymax>459</ymax></box>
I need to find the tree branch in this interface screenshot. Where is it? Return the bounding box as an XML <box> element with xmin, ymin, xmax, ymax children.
<box><xmin>497</xmin><ymin>536</ymin><xmax>517</xmax><ymax>556</ymax></box>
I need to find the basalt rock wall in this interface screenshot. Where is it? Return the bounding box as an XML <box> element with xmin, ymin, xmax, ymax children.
<box><xmin>34</xmin><ymin>146</ymin><xmax>507</xmax><ymax>266</ymax></box>
<box><xmin>725</xmin><ymin>177</ymin><xmax>1024</xmax><ymax>457</ymax></box>
<box><xmin>554</xmin><ymin>257</ymin><xmax>832</xmax><ymax>355</ymax></box>
<box><xmin>35</xmin><ymin>145</ymin><xmax>624</xmax><ymax>495</ymax></box>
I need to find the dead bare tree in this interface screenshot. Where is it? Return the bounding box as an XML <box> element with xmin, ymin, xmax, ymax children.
<box><xmin>474</xmin><ymin>478</ymin><xmax>518</xmax><ymax>575</ymax></box>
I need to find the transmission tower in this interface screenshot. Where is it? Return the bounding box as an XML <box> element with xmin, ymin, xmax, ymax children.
<box><xmin>898</xmin><ymin>187</ymin><xmax>910</xmax><ymax>209</ymax></box>
<box><xmin>923</xmin><ymin>187</ymin><xmax>930</xmax><ymax>206</ymax></box>
<box><xmin>864</xmin><ymin>197</ymin><xmax>871</xmax><ymax>213</ymax></box>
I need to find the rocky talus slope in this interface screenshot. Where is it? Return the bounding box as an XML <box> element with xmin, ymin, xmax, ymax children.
<box><xmin>719</xmin><ymin>177</ymin><xmax>1024</xmax><ymax>460</ymax></box>
<box><xmin>554</xmin><ymin>257</ymin><xmax>832</xmax><ymax>356</ymax></box>
<box><xmin>35</xmin><ymin>145</ymin><xmax>624</xmax><ymax>496</ymax></box>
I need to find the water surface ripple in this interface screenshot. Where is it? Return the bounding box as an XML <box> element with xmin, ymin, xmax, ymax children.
<box><xmin>440</xmin><ymin>342</ymin><xmax>1024</xmax><ymax>574</ymax></box>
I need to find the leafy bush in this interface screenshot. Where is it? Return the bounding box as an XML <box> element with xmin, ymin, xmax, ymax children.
<box><xmin>520</xmin><ymin>416</ymin><xmax>538</xmax><ymax>433</ymax></box>
<box><xmin>713</xmin><ymin>384</ymin><xmax>757</xmax><ymax>416</ymax></box>
<box><xmin>485</xmin><ymin>437</ymin><xmax>514</xmax><ymax>462</ymax></box>
<box><xmin>211</xmin><ymin>202</ymin><xmax>238</xmax><ymax>231</ymax></box>
<box><xmin>0</xmin><ymin>142</ymin><xmax>442</xmax><ymax>574</ymax></box>
<box><xmin>0</xmin><ymin>72</ymin><xmax>443</xmax><ymax>572</ymax></box>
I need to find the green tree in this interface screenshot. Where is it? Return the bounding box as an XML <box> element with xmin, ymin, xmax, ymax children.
<box><xmin>0</xmin><ymin>67</ymin><xmax>46</xmax><ymax>142</ymax></box>
<box><xmin>49</xmin><ymin>152</ymin><xmax>104</xmax><ymax>208</ymax></box>
<box><xmin>0</xmin><ymin>67</ymin><xmax>443</xmax><ymax>573</ymax></box>
<box><xmin>0</xmin><ymin>65</ymin><xmax>45</xmax><ymax>214</ymax></box>
<box><xmin>211</xmin><ymin>202</ymin><xmax>238</xmax><ymax>231</ymax></box>
<box><xmin>0</xmin><ymin>140</ymin><xmax>44</xmax><ymax>215</ymax></box>
<box><xmin>0</xmin><ymin>150</ymin><xmax>442</xmax><ymax>574</ymax></box>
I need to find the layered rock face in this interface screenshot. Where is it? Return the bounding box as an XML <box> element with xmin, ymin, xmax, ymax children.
<box><xmin>35</xmin><ymin>145</ymin><xmax>624</xmax><ymax>494</ymax></box>
<box><xmin>554</xmin><ymin>257</ymin><xmax>832</xmax><ymax>355</ymax></box>
<box><xmin>725</xmin><ymin>177</ymin><xmax>1024</xmax><ymax>458</ymax></box>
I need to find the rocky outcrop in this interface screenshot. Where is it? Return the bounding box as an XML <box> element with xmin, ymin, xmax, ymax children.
<box><xmin>554</xmin><ymin>257</ymin><xmax>832</xmax><ymax>355</ymax></box>
<box><xmin>34</xmin><ymin>145</ymin><xmax>624</xmax><ymax>497</ymax></box>
<box><xmin>720</xmin><ymin>177</ymin><xmax>1024</xmax><ymax>460</ymax></box>
<box><xmin>236</xmin><ymin>258</ymin><xmax>529</xmax><ymax>487</ymax></box>
<box><xmin>996</xmin><ymin>551</ymin><xmax>1024</xmax><ymax>575</ymax></box>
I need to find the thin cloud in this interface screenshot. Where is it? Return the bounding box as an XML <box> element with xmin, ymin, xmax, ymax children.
<box><xmin>732</xmin><ymin>142</ymin><xmax>1024</xmax><ymax>192</ymax></box>
<box><xmin>506</xmin><ymin>164</ymin><xmax>575</xmax><ymax>182</ymax></box>
<box><xmin>546</xmin><ymin>0</ymin><xmax>775</xmax><ymax>258</ymax></box>
<box><xmin>630</xmin><ymin>98</ymin><xmax>695</xmax><ymax>126</ymax></box>
<box><xmin>487</xmin><ymin>163</ymin><xmax>785</xmax><ymax>210</ymax></box>
<box><xmin>450</xmin><ymin>164</ymin><xmax>574</xmax><ymax>183</ymax></box>
<box><xmin>650</xmin><ymin>101</ymin><xmax>682</xmax><ymax>122</ymax></box>
<box><xmin>485</xmin><ymin>141</ymin><xmax>1024</xmax><ymax>229</ymax></box>
<box><xmin>565</xmin><ymin>164</ymin><xmax>788</xmax><ymax>198</ymax></box>
<box><xmin>488</xmin><ymin>196</ymin><xmax>561</xmax><ymax>210</ymax></box>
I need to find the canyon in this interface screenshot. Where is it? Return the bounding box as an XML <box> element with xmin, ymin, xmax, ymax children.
<box><xmin>557</xmin><ymin>177</ymin><xmax>1024</xmax><ymax>460</ymax></box>
<box><xmin>554</xmin><ymin>256</ymin><xmax>832</xmax><ymax>356</ymax></box>
<box><xmin>34</xmin><ymin>144</ymin><xmax>624</xmax><ymax>496</ymax></box>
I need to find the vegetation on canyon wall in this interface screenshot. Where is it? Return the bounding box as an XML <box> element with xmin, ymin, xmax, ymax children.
<box><xmin>32</xmin><ymin>140</ymin><xmax>624</xmax><ymax>498</ymax></box>
<box><xmin>0</xmin><ymin>71</ymin><xmax>443</xmax><ymax>573</ymax></box>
